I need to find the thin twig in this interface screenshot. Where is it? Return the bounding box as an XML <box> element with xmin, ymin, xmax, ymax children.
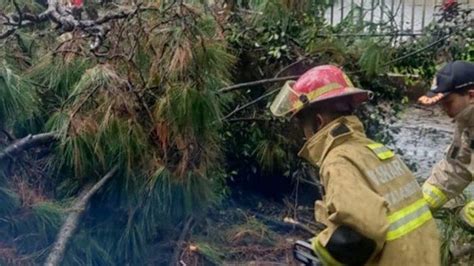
<box><xmin>67</xmin><ymin>85</ymin><xmax>100</xmax><ymax>131</ymax></box>
<box><xmin>283</xmin><ymin>217</ymin><xmax>317</xmax><ymax>235</ymax></box>
<box><xmin>12</xmin><ymin>0</ymin><xmax>22</xmax><ymax>28</ymax></box>
<box><xmin>274</xmin><ymin>58</ymin><xmax>307</xmax><ymax>78</ymax></box>
<box><xmin>218</xmin><ymin>75</ymin><xmax>299</xmax><ymax>93</ymax></box>
<box><xmin>221</xmin><ymin>88</ymin><xmax>280</xmax><ymax>120</ymax></box>
<box><xmin>383</xmin><ymin>34</ymin><xmax>451</xmax><ymax>66</ymax></box>
<box><xmin>226</xmin><ymin>117</ymin><xmax>269</xmax><ymax>123</ymax></box>
<box><xmin>249</xmin><ymin>211</ymin><xmax>319</xmax><ymax>235</ymax></box>
<box><xmin>130</xmin><ymin>82</ymin><xmax>154</xmax><ymax>123</ymax></box>
<box><xmin>0</xmin><ymin>129</ymin><xmax>16</xmax><ymax>141</ymax></box>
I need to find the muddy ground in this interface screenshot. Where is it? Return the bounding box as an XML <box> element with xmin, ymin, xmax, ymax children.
<box><xmin>390</xmin><ymin>105</ymin><xmax>474</xmax><ymax>197</ymax></box>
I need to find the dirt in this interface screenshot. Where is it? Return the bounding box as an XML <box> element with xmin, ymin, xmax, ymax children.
<box><xmin>181</xmin><ymin>197</ymin><xmax>314</xmax><ymax>266</ymax></box>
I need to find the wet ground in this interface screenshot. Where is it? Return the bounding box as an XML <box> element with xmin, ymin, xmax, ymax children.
<box><xmin>389</xmin><ymin>105</ymin><xmax>474</xmax><ymax>197</ymax></box>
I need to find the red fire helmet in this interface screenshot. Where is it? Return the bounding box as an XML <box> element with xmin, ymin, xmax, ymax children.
<box><xmin>270</xmin><ymin>65</ymin><xmax>372</xmax><ymax>117</ymax></box>
<box><xmin>442</xmin><ymin>0</ymin><xmax>457</xmax><ymax>10</ymax></box>
<box><xmin>71</xmin><ymin>0</ymin><xmax>84</xmax><ymax>7</ymax></box>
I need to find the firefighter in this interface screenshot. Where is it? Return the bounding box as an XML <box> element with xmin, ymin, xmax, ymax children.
<box><xmin>418</xmin><ymin>60</ymin><xmax>474</xmax><ymax>231</ymax></box>
<box><xmin>270</xmin><ymin>65</ymin><xmax>440</xmax><ymax>265</ymax></box>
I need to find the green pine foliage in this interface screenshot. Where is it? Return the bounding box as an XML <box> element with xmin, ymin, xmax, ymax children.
<box><xmin>0</xmin><ymin>188</ymin><xmax>20</xmax><ymax>216</ymax></box>
<box><xmin>0</xmin><ymin>0</ymin><xmax>45</xmax><ymax>13</ymax></box>
<box><xmin>28</xmin><ymin>56</ymin><xmax>92</xmax><ymax>108</ymax></box>
<box><xmin>1</xmin><ymin>1</ymin><xmax>237</xmax><ymax>263</ymax></box>
<box><xmin>0</xmin><ymin>62</ymin><xmax>37</xmax><ymax>128</ymax></box>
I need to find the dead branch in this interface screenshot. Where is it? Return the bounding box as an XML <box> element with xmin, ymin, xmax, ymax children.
<box><xmin>218</xmin><ymin>75</ymin><xmax>300</xmax><ymax>93</ymax></box>
<box><xmin>1</xmin><ymin>1</ymin><xmax>147</xmax><ymax>50</ymax></box>
<box><xmin>274</xmin><ymin>57</ymin><xmax>307</xmax><ymax>78</ymax></box>
<box><xmin>249</xmin><ymin>211</ymin><xmax>320</xmax><ymax>235</ymax></box>
<box><xmin>0</xmin><ymin>129</ymin><xmax>16</xmax><ymax>141</ymax></box>
<box><xmin>0</xmin><ymin>132</ymin><xmax>58</xmax><ymax>162</ymax></box>
<box><xmin>0</xmin><ymin>28</ymin><xmax>16</xmax><ymax>39</ymax></box>
<box><xmin>283</xmin><ymin>217</ymin><xmax>324</xmax><ymax>234</ymax></box>
<box><xmin>221</xmin><ymin>88</ymin><xmax>280</xmax><ymax>121</ymax></box>
<box><xmin>226</xmin><ymin>117</ymin><xmax>269</xmax><ymax>123</ymax></box>
<box><xmin>44</xmin><ymin>165</ymin><xmax>119</xmax><ymax>266</ymax></box>
<box><xmin>69</xmin><ymin>85</ymin><xmax>100</xmax><ymax>119</ymax></box>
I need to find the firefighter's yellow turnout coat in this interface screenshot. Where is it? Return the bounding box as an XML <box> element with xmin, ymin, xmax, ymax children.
<box><xmin>422</xmin><ymin>104</ymin><xmax>474</xmax><ymax>228</ymax></box>
<box><xmin>298</xmin><ymin>115</ymin><xmax>440</xmax><ymax>265</ymax></box>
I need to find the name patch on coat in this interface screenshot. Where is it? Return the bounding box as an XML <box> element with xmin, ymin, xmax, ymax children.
<box><xmin>384</xmin><ymin>180</ymin><xmax>420</xmax><ymax>207</ymax></box>
<box><xmin>365</xmin><ymin>158</ymin><xmax>410</xmax><ymax>186</ymax></box>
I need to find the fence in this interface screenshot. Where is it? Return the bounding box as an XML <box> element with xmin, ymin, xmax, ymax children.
<box><xmin>325</xmin><ymin>0</ymin><xmax>473</xmax><ymax>34</ymax></box>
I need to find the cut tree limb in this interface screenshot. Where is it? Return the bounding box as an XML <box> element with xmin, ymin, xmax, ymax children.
<box><xmin>44</xmin><ymin>165</ymin><xmax>119</xmax><ymax>266</ymax></box>
<box><xmin>0</xmin><ymin>132</ymin><xmax>58</xmax><ymax>162</ymax></box>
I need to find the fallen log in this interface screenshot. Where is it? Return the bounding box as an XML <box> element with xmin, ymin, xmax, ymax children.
<box><xmin>0</xmin><ymin>132</ymin><xmax>58</xmax><ymax>162</ymax></box>
<box><xmin>44</xmin><ymin>165</ymin><xmax>119</xmax><ymax>266</ymax></box>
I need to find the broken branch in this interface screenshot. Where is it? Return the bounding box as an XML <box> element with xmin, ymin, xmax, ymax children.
<box><xmin>0</xmin><ymin>132</ymin><xmax>58</xmax><ymax>162</ymax></box>
<box><xmin>1</xmin><ymin>1</ymin><xmax>146</xmax><ymax>50</ymax></box>
<box><xmin>44</xmin><ymin>165</ymin><xmax>119</xmax><ymax>266</ymax></box>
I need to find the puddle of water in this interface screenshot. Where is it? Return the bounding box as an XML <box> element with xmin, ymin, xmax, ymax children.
<box><xmin>389</xmin><ymin>105</ymin><xmax>473</xmax><ymax>198</ymax></box>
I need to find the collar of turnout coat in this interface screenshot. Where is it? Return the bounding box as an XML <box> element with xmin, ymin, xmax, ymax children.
<box><xmin>298</xmin><ymin>115</ymin><xmax>365</xmax><ymax>167</ymax></box>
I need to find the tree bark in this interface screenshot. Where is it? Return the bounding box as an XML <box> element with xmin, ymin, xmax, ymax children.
<box><xmin>44</xmin><ymin>165</ymin><xmax>119</xmax><ymax>266</ymax></box>
<box><xmin>0</xmin><ymin>132</ymin><xmax>58</xmax><ymax>162</ymax></box>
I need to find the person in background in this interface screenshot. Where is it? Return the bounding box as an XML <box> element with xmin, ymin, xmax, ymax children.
<box><xmin>418</xmin><ymin>60</ymin><xmax>474</xmax><ymax>232</ymax></box>
<box><xmin>270</xmin><ymin>65</ymin><xmax>440</xmax><ymax>265</ymax></box>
